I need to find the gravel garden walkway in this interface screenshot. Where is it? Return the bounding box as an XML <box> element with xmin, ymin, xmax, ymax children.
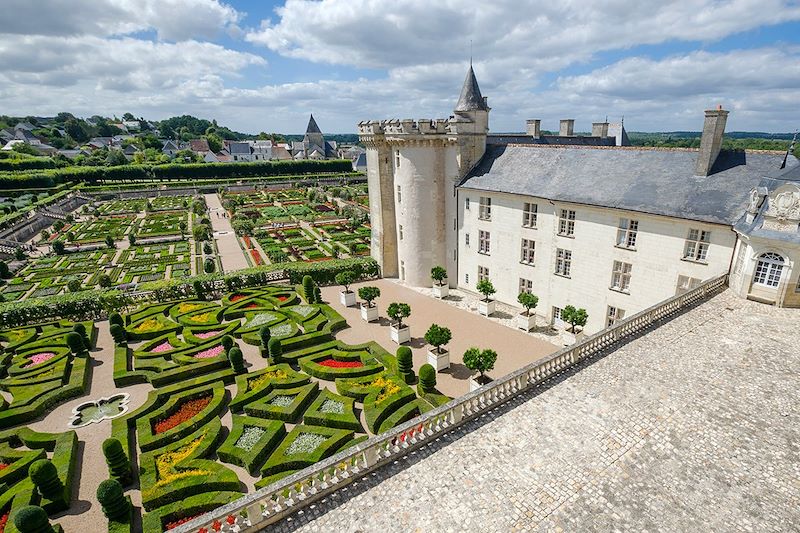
<box><xmin>205</xmin><ymin>193</ymin><xmax>249</xmax><ymax>272</ymax></box>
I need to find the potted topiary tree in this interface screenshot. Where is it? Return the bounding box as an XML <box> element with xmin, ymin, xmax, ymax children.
<box><xmin>516</xmin><ymin>291</ymin><xmax>539</xmax><ymax>332</ymax></box>
<box><xmin>386</xmin><ymin>302</ymin><xmax>411</xmax><ymax>344</ymax></box>
<box><xmin>358</xmin><ymin>285</ymin><xmax>381</xmax><ymax>322</ymax></box>
<box><xmin>463</xmin><ymin>347</ymin><xmax>498</xmax><ymax>392</ymax></box>
<box><xmin>476</xmin><ymin>278</ymin><xmax>497</xmax><ymax>316</ymax></box>
<box><xmin>424</xmin><ymin>324</ymin><xmax>452</xmax><ymax>371</ymax></box>
<box><xmin>430</xmin><ymin>266</ymin><xmax>449</xmax><ymax>298</ymax></box>
<box><xmin>561</xmin><ymin>305</ymin><xmax>589</xmax><ymax>344</ymax></box>
<box><xmin>335</xmin><ymin>270</ymin><xmax>357</xmax><ymax>307</ymax></box>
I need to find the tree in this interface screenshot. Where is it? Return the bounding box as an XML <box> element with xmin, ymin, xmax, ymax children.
<box><xmin>357</xmin><ymin>286</ymin><xmax>380</xmax><ymax>307</ymax></box>
<box><xmin>14</xmin><ymin>248</ymin><xmax>26</xmax><ymax>261</ymax></box>
<box><xmin>65</xmin><ymin>118</ymin><xmax>88</xmax><ymax>143</ymax></box>
<box><xmin>476</xmin><ymin>278</ymin><xmax>496</xmax><ymax>302</ymax></box>
<box><xmin>98</xmin><ymin>273</ymin><xmax>112</xmax><ymax>288</ymax></box>
<box><xmin>193</xmin><ymin>280</ymin><xmax>205</xmax><ymax>300</ymax></box>
<box><xmin>517</xmin><ymin>292</ymin><xmax>539</xmax><ymax>316</ymax></box>
<box><xmin>105</xmin><ymin>235</ymin><xmax>116</xmax><ymax>249</ymax></box>
<box><xmin>179</xmin><ymin>220</ymin><xmax>187</xmax><ymax>237</ymax></box>
<box><xmin>205</xmin><ymin>132</ymin><xmax>223</xmax><ymax>153</ymax></box>
<box><xmin>561</xmin><ymin>305</ymin><xmax>588</xmax><ymax>333</ymax></box>
<box><xmin>463</xmin><ymin>347</ymin><xmax>497</xmax><ymax>380</ymax></box>
<box><xmin>192</xmin><ymin>224</ymin><xmax>208</xmax><ymax>242</ymax></box>
<box><xmin>40</xmin><ymin>229</ymin><xmax>50</xmax><ymax>241</ymax></box>
<box><xmin>419</xmin><ymin>364</ymin><xmax>436</xmax><ymax>393</ymax></box>
<box><xmin>66</xmin><ymin>332</ymin><xmax>85</xmax><ymax>355</ymax></box>
<box><xmin>96</xmin><ymin>479</ymin><xmax>130</xmax><ymax>520</ymax></box>
<box><xmin>67</xmin><ymin>279</ymin><xmax>82</xmax><ymax>293</ymax></box>
<box><xmin>0</xmin><ymin>260</ymin><xmax>10</xmax><ymax>279</ymax></box>
<box><xmin>105</xmin><ymin>149</ymin><xmax>127</xmax><ymax>166</ymax></box>
<box><xmin>128</xmin><ymin>234</ymin><xmax>136</xmax><ymax>246</ymax></box>
<box><xmin>424</xmin><ymin>324</ymin><xmax>452</xmax><ymax>354</ymax></box>
<box><xmin>387</xmin><ymin>302</ymin><xmax>411</xmax><ymax>329</ymax></box>
<box><xmin>203</xmin><ymin>258</ymin><xmax>215</xmax><ymax>273</ymax></box>
<box><xmin>430</xmin><ymin>266</ymin><xmax>447</xmax><ymax>286</ymax></box>
<box><xmin>203</xmin><ymin>242</ymin><xmax>212</xmax><ymax>254</ymax></box>
<box><xmin>335</xmin><ymin>270</ymin><xmax>356</xmax><ymax>293</ymax></box>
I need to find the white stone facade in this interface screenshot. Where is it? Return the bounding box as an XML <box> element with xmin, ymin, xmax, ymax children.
<box><xmin>457</xmin><ymin>188</ymin><xmax>734</xmax><ymax>333</ymax></box>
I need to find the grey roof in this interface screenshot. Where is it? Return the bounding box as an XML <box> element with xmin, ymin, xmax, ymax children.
<box><xmin>459</xmin><ymin>144</ymin><xmax>794</xmax><ymax>225</ymax></box>
<box><xmin>771</xmin><ymin>155</ymin><xmax>800</xmax><ymax>181</ymax></box>
<box><xmin>455</xmin><ymin>66</ymin><xmax>489</xmax><ymax>112</ymax></box>
<box><xmin>487</xmin><ymin>134</ymin><xmax>617</xmax><ymax>146</ymax></box>
<box><xmin>228</xmin><ymin>142</ymin><xmax>251</xmax><ymax>155</ymax></box>
<box><xmin>306</xmin><ymin>114</ymin><xmax>322</xmax><ymax>134</ymax></box>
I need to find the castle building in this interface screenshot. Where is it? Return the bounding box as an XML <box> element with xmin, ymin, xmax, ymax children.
<box><xmin>291</xmin><ymin>114</ymin><xmax>338</xmax><ymax>160</ymax></box>
<box><xmin>359</xmin><ymin>67</ymin><xmax>800</xmax><ymax>334</ymax></box>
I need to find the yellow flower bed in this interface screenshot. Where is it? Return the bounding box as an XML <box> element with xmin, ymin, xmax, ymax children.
<box><xmin>143</xmin><ymin>436</ymin><xmax>209</xmax><ymax>497</ymax></box>
<box><xmin>189</xmin><ymin>312</ymin><xmax>212</xmax><ymax>323</ymax></box>
<box><xmin>248</xmin><ymin>369</ymin><xmax>288</xmax><ymax>391</ymax></box>
<box><xmin>134</xmin><ymin>318</ymin><xmax>162</xmax><ymax>334</ymax></box>
<box><xmin>370</xmin><ymin>376</ymin><xmax>401</xmax><ymax>403</ymax></box>
<box><xmin>178</xmin><ymin>302</ymin><xmax>204</xmax><ymax>314</ymax></box>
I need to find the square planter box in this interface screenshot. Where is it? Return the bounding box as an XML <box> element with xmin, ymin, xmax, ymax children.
<box><xmin>427</xmin><ymin>349</ymin><xmax>450</xmax><ymax>371</ymax></box>
<box><xmin>469</xmin><ymin>374</ymin><xmax>493</xmax><ymax>392</ymax></box>
<box><xmin>340</xmin><ymin>290</ymin><xmax>357</xmax><ymax>307</ymax></box>
<box><xmin>516</xmin><ymin>312</ymin><xmax>536</xmax><ymax>332</ymax></box>
<box><xmin>477</xmin><ymin>299</ymin><xmax>496</xmax><ymax>316</ymax></box>
<box><xmin>360</xmin><ymin>304</ymin><xmax>379</xmax><ymax>322</ymax></box>
<box><xmin>390</xmin><ymin>325</ymin><xmax>411</xmax><ymax>345</ymax></box>
<box><xmin>432</xmin><ymin>284</ymin><xmax>449</xmax><ymax>299</ymax></box>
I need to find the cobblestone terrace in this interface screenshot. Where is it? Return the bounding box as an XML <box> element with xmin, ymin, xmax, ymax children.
<box><xmin>271</xmin><ymin>290</ymin><xmax>800</xmax><ymax>532</ymax></box>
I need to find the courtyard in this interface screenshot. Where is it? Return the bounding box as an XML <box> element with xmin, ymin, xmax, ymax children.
<box><xmin>269</xmin><ymin>289</ymin><xmax>800</xmax><ymax>532</ymax></box>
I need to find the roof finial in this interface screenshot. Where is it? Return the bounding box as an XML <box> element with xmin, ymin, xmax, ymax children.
<box><xmin>780</xmin><ymin>129</ymin><xmax>798</xmax><ymax>170</ymax></box>
<box><xmin>470</xmin><ymin>39</ymin><xmax>472</xmax><ymax>66</ymax></box>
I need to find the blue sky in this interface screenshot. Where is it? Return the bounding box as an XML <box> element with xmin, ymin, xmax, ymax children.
<box><xmin>0</xmin><ymin>0</ymin><xmax>798</xmax><ymax>134</ymax></box>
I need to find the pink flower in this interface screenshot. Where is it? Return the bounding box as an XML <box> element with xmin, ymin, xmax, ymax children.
<box><xmin>194</xmin><ymin>330</ymin><xmax>221</xmax><ymax>339</ymax></box>
<box><xmin>195</xmin><ymin>345</ymin><xmax>224</xmax><ymax>359</ymax></box>
<box><xmin>151</xmin><ymin>341</ymin><xmax>174</xmax><ymax>353</ymax></box>
<box><xmin>24</xmin><ymin>352</ymin><xmax>56</xmax><ymax>368</ymax></box>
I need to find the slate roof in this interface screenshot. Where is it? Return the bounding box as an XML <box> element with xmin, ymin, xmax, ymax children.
<box><xmin>228</xmin><ymin>142</ymin><xmax>251</xmax><ymax>155</ymax></box>
<box><xmin>455</xmin><ymin>66</ymin><xmax>489</xmax><ymax>112</ymax></box>
<box><xmin>306</xmin><ymin>114</ymin><xmax>322</xmax><ymax>134</ymax></box>
<box><xmin>459</xmin><ymin>144</ymin><xmax>794</xmax><ymax>225</ymax></box>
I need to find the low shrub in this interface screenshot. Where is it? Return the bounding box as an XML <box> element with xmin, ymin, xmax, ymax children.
<box><xmin>29</xmin><ymin>459</ymin><xmax>64</xmax><ymax>501</ymax></box>
<box><xmin>228</xmin><ymin>347</ymin><xmax>245</xmax><ymax>374</ymax></box>
<box><xmin>267</xmin><ymin>337</ymin><xmax>282</xmax><ymax>363</ymax></box>
<box><xmin>110</xmin><ymin>323</ymin><xmax>127</xmax><ymax>345</ymax></box>
<box><xmin>419</xmin><ymin>363</ymin><xmax>436</xmax><ymax>393</ymax></box>
<box><xmin>102</xmin><ymin>438</ymin><xmax>132</xmax><ymax>484</ymax></box>
<box><xmin>396</xmin><ymin>346</ymin><xmax>414</xmax><ymax>384</ymax></box>
<box><xmin>96</xmin><ymin>479</ymin><xmax>130</xmax><ymax>520</ymax></box>
<box><xmin>13</xmin><ymin>505</ymin><xmax>56</xmax><ymax>533</ymax></box>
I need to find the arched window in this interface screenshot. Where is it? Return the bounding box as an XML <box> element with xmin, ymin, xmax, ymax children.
<box><xmin>753</xmin><ymin>252</ymin><xmax>785</xmax><ymax>288</ymax></box>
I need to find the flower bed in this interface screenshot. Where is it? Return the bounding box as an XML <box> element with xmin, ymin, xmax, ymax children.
<box><xmin>234</xmin><ymin>426</ymin><xmax>266</xmax><ymax>451</ymax></box>
<box><xmin>250</xmin><ymin>248</ymin><xmax>263</xmax><ymax>266</ymax></box>
<box><xmin>285</xmin><ymin>433</ymin><xmax>326</xmax><ymax>455</ymax></box>
<box><xmin>194</xmin><ymin>330</ymin><xmax>221</xmax><ymax>340</ymax></box>
<box><xmin>194</xmin><ymin>345</ymin><xmax>224</xmax><ymax>359</ymax></box>
<box><xmin>151</xmin><ymin>341</ymin><xmax>174</xmax><ymax>353</ymax></box>
<box><xmin>269</xmin><ymin>395</ymin><xmax>296</xmax><ymax>407</ymax></box>
<box><xmin>153</xmin><ymin>395</ymin><xmax>212</xmax><ymax>434</ymax></box>
<box><xmin>24</xmin><ymin>352</ymin><xmax>56</xmax><ymax>368</ymax></box>
<box><xmin>319</xmin><ymin>359</ymin><xmax>363</xmax><ymax>368</ymax></box>
<box><xmin>229</xmin><ymin>294</ymin><xmax>247</xmax><ymax>303</ymax></box>
<box><xmin>247</xmin><ymin>369</ymin><xmax>288</xmax><ymax>391</ymax></box>
<box><xmin>319</xmin><ymin>399</ymin><xmax>345</xmax><ymax>415</ymax></box>
<box><xmin>166</xmin><ymin>514</ymin><xmax>203</xmax><ymax>530</ymax></box>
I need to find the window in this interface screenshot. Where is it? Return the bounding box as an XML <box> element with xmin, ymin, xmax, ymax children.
<box><xmin>676</xmin><ymin>275</ymin><xmax>701</xmax><ymax>295</ymax></box>
<box><xmin>478</xmin><ymin>266</ymin><xmax>489</xmax><ymax>281</ymax></box>
<box><xmin>465</xmin><ymin>273</ymin><xmax>469</xmax><ymax>284</ymax></box>
<box><xmin>753</xmin><ymin>252</ymin><xmax>784</xmax><ymax>288</ymax></box>
<box><xmin>394</xmin><ymin>150</ymin><xmax>401</xmax><ymax>168</ymax></box>
<box><xmin>478</xmin><ymin>197</ymin><xmax>491</xmax><ymax>220</ymax></box>
<box><xmin>523</xmin><ymin>202</ymin><xmax>538</xmax><ymax>228</ymax></box>
<box><xmin>399</xmin><ymin>225</ymin><xmax>403</xmax><ymax>241</ymax></box>
<box><xmin>465</xmin><ymin>233</ymin><xmax>470</xmax><ymax>247</ymax></box>
<box><xmin>558</xmin><ymin>209</ymin><xmax>576</xmax><ymax>236</ymax></box>
<box><xmin>396</xmin><ymin>185</ymin><xmax>401</xmax><ymax>203</ymax></box>
<box><xmin>400</xmin><ymin>260</ymin><xmax>405</xmax><ymax>281</ymax></box>
<box><xmin>555</xmin><ymin>248</ymin><xmax>572</xmax><ymax>277</ymax></box>
<box><xmin>610</xmin><ymin>261</ymin><xmax>632</xmax><ymax>292</ymax></box>
<box><xmin>552</xmin><ymin>306</ymin><xmax>564</xmax><ymax>326</ymax></box>
<box><xmin>465</xmin><ymin>197</ymin><xmax>470</xmax><ymax>210</ymax></box>
<box><xmin>520</xmin><ymin>238</ymin><xmax>535</xmax><ymax>264</ymax></box>
<box><xmin>616</xmin><ymin>218</ymin><xmax>638</xmax><ymax>249</ymax></box>
<box><xmin>683</xmin><ymin>229</ymin><xmax>710</xmax><ymax>262</ymax></box>
<box><xmin>606</xmin><ymin>306</ymin><xmax>625</xmax><ymax>328</ymax></box>
<box><xmin>519</xmin><ymin>278</ymin><xmax>533</xmax><ymax>294</ymax></box>
<box><xmin>478</xmin><ymin>230</ymin><xmax>490</xmax><ymax>254</ymax></box>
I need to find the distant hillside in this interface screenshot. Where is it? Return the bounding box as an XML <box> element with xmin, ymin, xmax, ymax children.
<box><xmin>628</xmin><ymin>131</ymin><xmax>794</xmax><ymax>151</ymax></box>
<box><xmin>283</xmin><ymin>134</ymin><xmax>360</xmax><ymax>144</ymax></box>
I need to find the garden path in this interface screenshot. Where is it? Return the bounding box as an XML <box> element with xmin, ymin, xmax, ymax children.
<box><xmin>321</xmin><ymin>279</ymin><xmax>562</xmax><ymax>398</ymax></box>
<box><xmin>205</xmin><ymin>193</ymin><xmax>249</xmax><ymax>272</ymax></box>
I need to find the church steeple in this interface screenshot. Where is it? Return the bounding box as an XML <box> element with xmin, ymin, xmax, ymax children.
<box><xmin>305</xmin><ymin>114</ymin><xmax>322</xmax><ymax>134</ymax></box>
<box><xmin>455</xmin><ymin>65</ymin><xmax>489</xmax><ymax>112</ymax></box>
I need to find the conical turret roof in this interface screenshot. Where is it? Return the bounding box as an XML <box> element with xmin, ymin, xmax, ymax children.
<box><xmin>455</xmin><ymin>65</ymin><xmax>489</xmax><ymax>112</ymax></box>
<box><xmin>305</xmin><ymin>114</ymin><xmax>322</xmax><ymax>134</ymax></box>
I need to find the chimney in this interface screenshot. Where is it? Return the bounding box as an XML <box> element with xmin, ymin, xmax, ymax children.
<box><xmin>559</xmin><ymin>119</ymin><xmax>574</xmax><ymax>137</ymax></box>
<box><xmin>591</xmin><ymin>122</ymin><xmax>609</xmax><ymax>138</ymax></box>
<box><xmin>526</xmin><ymin>119</ymin><xmax>541</xmax><ymax>139</ymax></box>
<box><xmin>695</xmin><ymin>106</ymin><xmax>729</xmax><ymax>176</ymax></box>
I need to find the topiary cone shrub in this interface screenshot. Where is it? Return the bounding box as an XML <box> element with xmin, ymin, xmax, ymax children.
<box><xmin>109</xmin><ymin>324</ymin><xmax>127</xmax><ymax>345</ymax></box>
<box><xmin>72</xmin><ymin>323</ymin><xmax>91</xmax><ymax>350</ymax></box>
<box><xmin>13</xmin><ymin>505</ymin><xmax>56</xmax><ymax>533</ymax></box>
<box><xmin>96</xmin><ymin>479</ymin><xmax>130</xmax><ymax>520</ymax></box>
<box><xmin>65</xmin><ymin>332</ymin><xmax>85</xmax><ymax>355</ymax></box>
<box><xmin>314</xmin><ymin>286</ymin><xmax>322</xmax><ymax>303</ymax></box>
<box><xmin>221</xmin><ymin>335</ymin><xmax>235</xmax><ymax>353</ymax></box>
<box><xmin>102</xmin><ymin>438</ymin><xmax>131</xmax><ymax>484</ymax></box>
<box><xmin>258</xmin><ymin>326</ymin><xmax>271</xmax><ymax>358</ymax></box>
<box><xmin>228</xmin><ymin>347</ymin><xmax>245</xmax><ymax>374</ymax></box>
<box><xmin>419</xmin><ymin>364</ymin><xmax>436</xmax><ymax>393</ymax></box>
<box><xmin>396</xmin><ymin>346</ymin><xmax>415</xmax><ymax>384</ymax></box>
<box><xmin>109</xmin><ymin>312</ymin><xmax>124</xmax><ymax>328</ymax></box>
<box><xmin>267</xmin><ymin>337</ymin><xmax>282</xmax><ymax>363</ymax></box>
<box><xmin>193</xmin><ymin>280</ymin><xmax>205</xmax><ymax>300</ymax></box>
<box><xmin>302</xmin><ymin>275</ymin><xmax>315</xmax><ymax>302</ymax></box>
<box><xmin>29</xmin><ymin>459</ymin><xmax>64</xmax><ymax>501</ymax></box>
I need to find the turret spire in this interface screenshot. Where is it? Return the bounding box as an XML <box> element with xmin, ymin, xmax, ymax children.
<box><xmin>455</xmin><ymin>65</ymin><xmax>488</xmax><ymax>112</ymax></box>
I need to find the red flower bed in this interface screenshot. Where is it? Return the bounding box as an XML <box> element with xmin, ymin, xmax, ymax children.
<box><xmin>165</xmin><ymin>514</ymin><xmax>202</xmax><ymax>530</ymax></box>
<box><xmin>230</xmin><ymin>294</ymin><xmax>246</xmax><ymax>303</ymax></box>
<box><xmin>277</xmin><ymin>296</ymin><xmax>288</xmax><ymax>302</ymax></box>
<box><xmin>153</xmin><ymin>395</ymin><xmax>211</xmax><ymax>434</ymax></box>
<box><xmin>0</xmin><ymin>512</ymin><xmax>8</xmax><ymax>533</ymax></box>
<box><xmin>319</xmin><ymin>359</ymin><xmax>363</xmax><ymax>368</ymax></box>
<box><xmin>250</xmin><ymin>249</ymin><xmax>263</xmax><ymax>265</ymax></box>
<box><xmin>244</xmin><ymin>303</ymin><xmax>259</xmax><ymax>309</ymax></box>
<box><xmin>242</xmin><ymin>236</ymin><xmax>253</xmax><ymax>249</ymax></box>
<box><xmin>0</xmin><ymin>463</ymin><xmax>9</xmax><ymax>471</ymax></box>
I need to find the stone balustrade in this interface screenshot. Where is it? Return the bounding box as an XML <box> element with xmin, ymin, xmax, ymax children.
<box><xmin>172</xmin><ymin>273</ymin><xmax>728</xmax><ymax>533</ymax></box>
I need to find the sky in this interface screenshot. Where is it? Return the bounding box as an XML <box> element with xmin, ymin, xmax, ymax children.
<box><xmin>0</xmin><ymin>0</ymin><xmax>799</xmax><ymax>134</ymax></box>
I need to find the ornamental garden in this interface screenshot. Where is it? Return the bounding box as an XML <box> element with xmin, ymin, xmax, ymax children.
<box><xmin>0</xmin><ymin>269</ymin><xmax>453</xmax><ymax>532</ymax></box>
